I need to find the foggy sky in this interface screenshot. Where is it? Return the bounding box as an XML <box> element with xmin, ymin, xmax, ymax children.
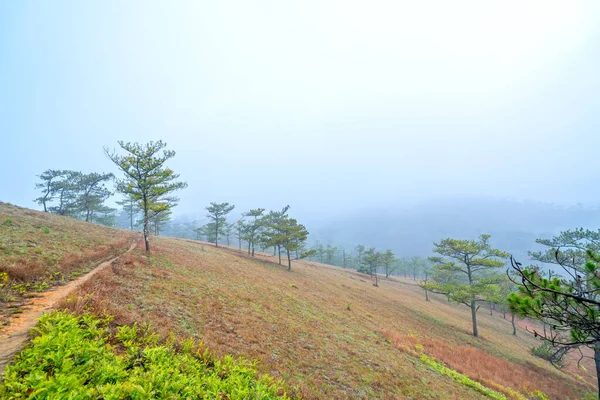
<box><xmin>2</xmin><ymin>1</ymin><xmax>600</xmax><ymax>224</ymax></box>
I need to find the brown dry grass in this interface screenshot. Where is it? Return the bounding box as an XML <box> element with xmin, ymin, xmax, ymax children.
<box><xmin>58</xmin><ymin>237</ymin><xmax>596</xmax><ymax>399</ymax></box>
<box><xmin>382</xmin><ymin>330</ymin><xmax>585</xmax><ymax>399</ymax></box>
<box><xmin>0</xmin><ymin>202</ymin><xmax>135</xmax><ymax>326</ymax></box>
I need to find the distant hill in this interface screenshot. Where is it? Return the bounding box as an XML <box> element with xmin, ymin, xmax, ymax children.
<box><xmin>308</xmin><ymin>197</ymin><xmax>600</xmax><ymax>260</ymax></box>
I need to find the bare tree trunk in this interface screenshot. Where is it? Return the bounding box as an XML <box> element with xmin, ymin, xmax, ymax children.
<box><xmin>425</xmin><ymin>288</ymin><xmax>429</xmax><ymax>301</ymax></box>
<box><xmin>503</xmin><ymin>305</ymin><xmax>506</xmax><ymax>319</ymax></box>
<box><xmin>511</xmin><ymin>312</ymin><xmax>517</xmax><ymax>336</ymax></box>
<box><xmin>42</xmin><ymin>184</ymin><xmax>49</xmax><ymax>212</ymax></box>
<box><xmin>287</xmin><ymin>249</ymin><xmax>291</xmax><ymax>271</ymax></box>
<box><xmin>471</xmin><ymin>300</ymin><xmax>478</xmax><ymax>337</ymax></box>
<box><xmin>373</xmin><ymin>269</ymin><xmax>379</xmax><ymax>287</ymax></box>
<box><xmin>543</xmin><ymin>323</ymin><xmax>547</xmax><ymax>337</ymax></box>
<box><xmin>278</xmin><ymin>246</ymin><xmax>281</xmax><ymax>265</ymax></box>
<box><xmin>215</xmin><ymin>220</ymin><xmax>219</xmax><ymax>247</ymax></box>
<box><xmin>143</xmin><ymin>195</ymin><xmax>150</xmax><ymax>252</ymax></box>
<box><xmin>594</xmin><ymin>345</ymin><xmax>600</xmax><ymax>400</ymax></box>
<box><xmin>489</xmin><ymin>302</ymin><xmax>493</xmax><ymax>316</ymax></box>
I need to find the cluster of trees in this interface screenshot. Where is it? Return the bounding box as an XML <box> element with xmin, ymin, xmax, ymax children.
<box><xmin>193</xmin><ymin>204</ymin><xmax>312</xmax><ymax>271</ymax></box>
<box><xmin>34</xmin><ymin>170</ymin><xmax>115</xmax><ymax>224</ymax></box>
<box><xmin>348</xmin><ymin>248</ymin><xmax>398</xmax><ymax>287</ymax></box>
<box><xmin>35</xmin><ymin>141</ymin><xmax>187</xmax><ymax>253</ymax></box>
<box><xmin>193</xmin><ymin>202</ymin><xmax>236</xmax><ymax>246</ymax></box>
<box><xmin>508</xmin><ymin>228</ymin><xmax>600</xmax><ymax>391</ymax></box>
<box><xmin>306</xmin><ymin>242</ymin><xmax>429</xmax><ymax>281</ymax></box>
<box><xmin>419</xmin><ymin>229</ymin><xmax>600</xmax><ymax>396</ymax></box>
<box><xmin>300</xmin><ymin>236</ymin><xmax>520</xmax><ymax>340</ymax></box>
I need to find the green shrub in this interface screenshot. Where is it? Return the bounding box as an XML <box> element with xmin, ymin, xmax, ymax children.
<box><xmin>10</xmin><ymin>283</ymin><xmax>30</xmax><ymax>295</ymax></box>
<box><xmin>0</xmin><ymin>272</ymin><xmax>8</xmax><ymax>288</ymax></box>
<box><xmin>3</xmin><ymin>218</ymin><xmax>12</xmax><ymax>226</ymax></box>
<box><xmin>530</xmin><ymin>341</ymin><xmax>567</xmax><ymax>368</ymax></box>
<box><xmin>32</xmin><ymin>281</ymin><xmax>50</xmax><ymax>292</ymax></box>
<box><xmin>0</xmin><ymin>311</ymin><xmax>288</xmax><ymax>399</ymax></box>
<box><xmin>40</xmin><ymin>225</ymin><xmax>50</xmax><ymax>234</ymax></box>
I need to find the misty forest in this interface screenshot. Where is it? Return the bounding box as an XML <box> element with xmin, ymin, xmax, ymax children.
<box><xmin>2</xmin><ymin>2</ymin><xmax>600</xmax><ymax>399</ymax></box>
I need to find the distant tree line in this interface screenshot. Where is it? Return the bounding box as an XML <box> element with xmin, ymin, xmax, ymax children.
<box><xmin>300</xmin><ymin>242</ymin><xmax>430</xmax><ymax>284</ymax></box>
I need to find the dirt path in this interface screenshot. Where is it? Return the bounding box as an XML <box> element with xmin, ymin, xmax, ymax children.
<box><xmin>0</xmin><ymin>240</ymin><xmax>139</xmax><ymax>377</ymax></box>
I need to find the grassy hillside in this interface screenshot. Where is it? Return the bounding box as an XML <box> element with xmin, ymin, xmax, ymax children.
<box><xmin>53</xmin><ymin>237</ymin><xmax>596</xmax><ymax>399</ymax></box>
<box><xmin>0</xmin><ymin>202</ymin><xmax>134</xmax><ymax>327</ymax></box>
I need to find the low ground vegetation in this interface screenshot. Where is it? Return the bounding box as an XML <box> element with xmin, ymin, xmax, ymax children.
<box><xmin>0</xmin><ymin>310</ymin><xmax>287</xmax><ymax>399</ymax></box>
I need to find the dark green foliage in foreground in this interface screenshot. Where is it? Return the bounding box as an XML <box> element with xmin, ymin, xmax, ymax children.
<box><xmin>0</xmin><ymin>311</ymin><xmax>288</xmax><ymax>399</ymax></box>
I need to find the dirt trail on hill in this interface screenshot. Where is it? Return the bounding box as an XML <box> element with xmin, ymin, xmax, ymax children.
<box><xmin>0</xmin><ymin>240</ymin><xmax>139</xmax><ymax>378</ymax></box>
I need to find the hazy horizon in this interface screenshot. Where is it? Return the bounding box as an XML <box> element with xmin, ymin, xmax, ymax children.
<box><xmin>2</xmin><ymin>1</ymin><xmax>600</xmax><ymax>223</ymax></box>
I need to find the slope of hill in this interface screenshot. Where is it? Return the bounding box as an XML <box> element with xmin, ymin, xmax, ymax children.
<box><xmin>0</xmin><ymin>202</ymin><xmax>135</xmax><ymax>326</ymax></box>
<box><xmin>55</xmin><ymin>238</ymin><xmax>595</xmax><ymax>398</ymax></box>
<box><xmin>0</xmin><ymin>206</ymin><xmax>596</xmax><ymax>399</ymax></box>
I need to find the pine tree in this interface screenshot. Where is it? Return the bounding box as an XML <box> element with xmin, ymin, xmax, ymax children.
<box><xmin>509</xmin><ymin>229</ymin><xmax>600</xmax><ymax>396</ymax></box>
<box><xmin>324</xmin><ymin>245</ymin><xmax>337</xmax><ymax>265</ymax></box>
<box><xmin>355</xmin><ymin>245</ymin><xmax>365</xmax><ymax>267</ymax></box>
<box><xmin>34</xmin><ymin>169</ymin><xmax>64</xmax><ymax>212</ymax></box>
<box><xmin>260</xmin><ymin>206</ymin><xmax>290</xmax><ymax>263</ymax></box>
<box><xmin>241</xmin><ymin>208</ymin><xmax>264</xmax><ymax>256</ymax></box>
<box><xmin>223</xmin><ymin>223</ymin><xmax>234</xmax><ymax>246</ymax></box>
<box><xmin>47</xmin><ymin>171</ymin><xmax>81</xmax><ymax>217</ymax></box>
<box><xmin>76</xmin><ymin>172</ymin><xmax>114</xmax><ymax>222</ymax></box>
<box><xmin>276</xmin><ymin>217</ymin><xmax>310</xmax><ymax>271</ymax></box>
<box><xmin>234</xmin><ymin>220</ymin><xmax>245</xmax><ymax>251</ymax></box>
<box><xmin>382</xmin><ymin>249</ymin><xmax>398</xmax><ymax>278</ymax></box>
<box><xmin>205</xmin><ymin>202</ymin><xmax>235</xmax><ymax>247</ymax></box>
<box><xmin>116</xmin><ymin>194</ymin><xmax>141</xmax><ymax>230</ymax></box>
<box><xmin>428</xmin><ymin>234</ymin><xmax>508</xmax><ymax>337</ymax></box>
<box><xmin>105</xmin><ymin>141</ymin><xmax>187</xmax><ymax>252</ymax></box>
<box><xmin>362</xmin><ymin>248</ymin><xmax>382</xmax><ymax>287</ymax></box>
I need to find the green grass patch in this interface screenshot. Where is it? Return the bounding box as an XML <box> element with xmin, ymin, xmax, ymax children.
<box><xmin>0</xmin><ymin>311</ymin><xmax>289</xmax><ymax>399</ymax></box>
<box><xmin>419</xmin><ymin>353</ymin><xmax>508</xmax><ymax>399</ymax></box>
